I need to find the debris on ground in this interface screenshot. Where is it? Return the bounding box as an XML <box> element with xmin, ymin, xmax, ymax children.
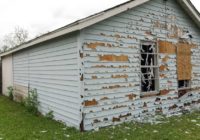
<box><xmin>191</xmin><ymin>120</ymin><xmax>197</xmax><ymax>123</ymax></box>
<box><xmin>185</xmin><ymin>131</ymin><xmax>189</xmax><ymax>134</ymax></box>
<box><xmin>153</xmin><ymin>130</ymin><xmax>158</xmax><ymax>133</ymax></box>
<box><xmin>40</xmin><ymin>130</ymin><xmax>47</xmax><ymax>133</ymax></box>
<box><xmin>64</xmin><ymin>134</ymin><xmax>70</xmax><ymax>138</ymax></box>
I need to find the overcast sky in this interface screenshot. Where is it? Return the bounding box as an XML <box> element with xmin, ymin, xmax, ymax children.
<box><xmin>0</xmin><ymin>0</ymin><xmax>199</xmax><ymax>45</ymax></box>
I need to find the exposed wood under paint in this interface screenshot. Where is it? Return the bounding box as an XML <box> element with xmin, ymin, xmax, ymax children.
<box><xmin>99</xmin><ymin>54</ymin><xmax>129</xmax><ymax>62</ymax></box>
<box><xmin>82</xmin><ymin>0</ymin><xmax>200</xmax><ymax>131</ymax></box>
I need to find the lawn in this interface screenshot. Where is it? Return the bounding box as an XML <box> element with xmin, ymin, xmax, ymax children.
<box><xmin>0</xmin><ymin>95</ymin><xmax>200</xmax><ymax>140</ymax></box>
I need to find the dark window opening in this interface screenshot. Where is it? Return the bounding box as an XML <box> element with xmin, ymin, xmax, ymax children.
<box><xmin>141</xmin><ymin>53</ymin><xmax>155</xmax><ymax>66</ymax></box>
<box><xmin>141</xmin><ymin>44</ymin><xmax>154</xmax><ymax>53</ymax></box>
<box><xmin>178</xmin><ymin>80</ymin><xmax>191</xmax><ymax>97</ymax></box>
<box><xmin>178</xmin><ymin>80</ymin><xmax>190</xmax><ymax>89</ymax></box>
<box><xmin>141</xmin><ymin>68</ymin><xmax>156</xmax><ymax>92</ymax></box>
<box><xmin>140</xmin><ymin>42</ymin><xmax>158</xmax><ymax>93</ymax></box>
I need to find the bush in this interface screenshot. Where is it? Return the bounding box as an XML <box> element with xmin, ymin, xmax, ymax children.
<box><xmin>7</xmin><ymin>86</ymin><xmax>14</xmax><ymax>101</ymax></box>
<box><xmin>24</xmin><ymin>89</ymin><xmax>39</xmax><ymax>115</ymax></box>
<box><xmin>45</xmin><ymin>110</ymin><xmax>54</xmax><ymax>120</ymax></box>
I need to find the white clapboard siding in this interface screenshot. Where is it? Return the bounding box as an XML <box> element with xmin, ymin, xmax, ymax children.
<box><xmin>13</xmin><ymin>33</ymin><xmax>81</xmax><ymax>128</ymax></box>
<box><xmin>82</xmin><ymin>0</ymin><xmax>200</xmax><ymax>130</ymax></box>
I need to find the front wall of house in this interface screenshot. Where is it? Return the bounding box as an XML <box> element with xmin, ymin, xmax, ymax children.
<box><xmin>12</xmin><ymin>33</ymin><xmax>81</xmax><ymax>129</ymax></box>
<box><xmin>2</xmin><ymin>54</ymin><xmax>13</xmax><ymax>95</ymax></box>
<box><xmin>82</xmin><ymin>0</ymin><xmax>200</xmax><ymax>130</ymax></box>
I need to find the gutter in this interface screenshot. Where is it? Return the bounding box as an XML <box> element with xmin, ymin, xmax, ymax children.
<box><xmin>177</xmin><ymin>0</ymin><xmax>200</xmax><ymax>28</ymax></box>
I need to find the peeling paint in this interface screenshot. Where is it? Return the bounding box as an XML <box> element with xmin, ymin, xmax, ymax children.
<box><xmin>87</xmin><ymin>42</ymin><xmax>105</xmax><ymax>50</ymax></box>
<box><xmin>81</xmin><ymin>0</ymin><xmax>200</xmax><ymax>131</ymax></box>
<box><xmin>112</xmin><ymin>117</ymin><xmax>120</xmax><ymax>122</ymax></box>
<box><xmin>99</xmin><ymin>54</ymin><xmax>129</xmax><ymax>62</ymax></box>
<box><xmin>100</xmin><ymin>97</ymin><xmax>109</xmax><ymax>100</ymax></box>
<box><xmin>79</xmin><ymin>51</ymin><xmax>84</xmax><ymax>58</ymax></box>
<box><xmin>160</xmin><ymin>74</ymin><xmax>167</xmax><ymax>78</ymax></box>
<box><xmin>103</xmin><ymin>85</ymin><xmax>121</xmax><ymax>89</ymax></box>
<box><xmin>92</xmin><ymin>76</ymin><xmax>98</xmax><ymax>79</ymax></box>
<box><xmin>120</xmin><ymin>113</ymin><xmax>132</xmax><ymax>119</ymax></box>
<box><xmin>169</xmin><ymin>104</ymin><xmax>178</xmax><ymax>110</ymax></box>
<box><xmin>162</xmin><ymin>55</ymin><xmax>170</xmax><ymax>63</ymax></box>
<box><xmin>160</xmin><ymin>90</ymin><xmax>170</xmax><ymax>95</ymax></box>
<box><xmin>80</xmin><ymin>74</ymin><xmax>84</xmax><ymax>81</ymax></box>
<box><xmin>159</xmin><ymin>65</ymin><xmax>168</xmax><ymax>71</ymax></box>
<box><xmin>141</xmin><ymin>93</ymin><xmax>159</xmax><ymax>98</ymax></box>
<box><xmin>126</xmin><ymin>94</ymin><xmax>137</xmax><ymax>100</ymax></box>
<box><xmin>112</xmin><ymin>74</ymin><xmax>128</xmax><ymax>79</ymax></box>
<box><xmin>84</xmin><ymin>99</ymin><xmax>98</xmax><ymax>106</ymax></box>
<box><xmin>93</xmin><ymin>65</ymin><xmax>130</xmax><ymax>68</ymax></box>
<box><xmin>113</xmin><ymin>105</ymin><xmax>127</xmax><ymax>109</ymax></box>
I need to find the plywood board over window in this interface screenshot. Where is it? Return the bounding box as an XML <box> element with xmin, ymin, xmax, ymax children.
<box><xmin>176</xmin><ymin>43</ymin><xmax>192</xmax><ymax>80</ymax></box>
<box><xmin>158</xmin><ymin>40</ymin><xmax>176</xmax><ymax>54</ymax></box>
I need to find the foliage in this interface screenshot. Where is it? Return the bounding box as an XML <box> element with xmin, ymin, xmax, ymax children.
<box><xmin>24</xmin><ymin>89</ymin><xmax>39</xmax><ymax>115</ymax></box>
<box><xmin>0</xmin><ymin>96</ymin><xmax>200</xmax><ymax>140</ymax></box>
<box><xmin>1</xmin><ymin>45</ymin><xmax>9</xmax><ymax>53</ymax></box>
<box><xmin>45</xmin><ymin>110</ymin><xmax>54</xmax><ymax>120</ymax></box>
<box><xmin>0</xmin><ymin>26</ymin><xmax>29</xmax><ymax>52</ymax></box>
<box><xmin>7</xmin><ymin>86</ymin><xmax>14</xmax><ymax>100</ymax></box>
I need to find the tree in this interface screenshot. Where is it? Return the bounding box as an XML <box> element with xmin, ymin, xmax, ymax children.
<box><xmin>1</xmin><ymin>45</ymin><xmax>9</xmax><ymax>52</ymax></box>
<box><xmin>1</xmin><ymin>26</ymin><xmax>29</xmax><ymax>52</ymax></box>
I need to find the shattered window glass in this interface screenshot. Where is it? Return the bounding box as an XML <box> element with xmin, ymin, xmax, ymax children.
<box><xmin>140</xmin><ymin>41</ymin><xmax>159</xmax><ymax>92</ymax></box>
<box><xmin>178</xmin><ymin>80</ymin><xmax>190</xmax><ymax>89</ymax></box>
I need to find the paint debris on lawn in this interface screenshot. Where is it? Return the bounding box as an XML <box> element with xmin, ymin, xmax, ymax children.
<box><xmin>0</xmin><ymin>96</ymin><xmax>200</xmax><ymax>140</ymax></box>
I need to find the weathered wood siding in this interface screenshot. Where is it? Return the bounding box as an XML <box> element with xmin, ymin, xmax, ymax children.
<box><xmin>81</xmin><ymin>0</ymin><xmax>200</xmax><ymax>130</ymax></box>
<box><xmin>13</xmin><ymin>33</ymin><xmax>81</xmax><ymax>128</ymax></box>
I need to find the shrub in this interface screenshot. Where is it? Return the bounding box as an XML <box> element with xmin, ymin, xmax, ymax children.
<box><xmin>24</xmin><ymin>89</ymin><xmax>39</xmax><ymax>115</ymax></box>
<box><xmin>45</xmin><ymin>110</ymin><xmax>54</xmax><ymax>120</ymax></box>
<box><xmin>7</xmin><ymin>86</ymin><xmax>14</xmax><ymax>101</ymax></box>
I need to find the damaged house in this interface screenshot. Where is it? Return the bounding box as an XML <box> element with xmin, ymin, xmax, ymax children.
<box><xmin>1</xmin><ymin>0</ymin><xmax>200</xmax><ymax>131</ymax></box>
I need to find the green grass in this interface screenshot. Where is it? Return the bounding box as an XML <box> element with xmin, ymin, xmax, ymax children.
<box><xmin>0</xmin><ymin>95</ymin><xmax>200</xmax><ymax>140</ymax></box>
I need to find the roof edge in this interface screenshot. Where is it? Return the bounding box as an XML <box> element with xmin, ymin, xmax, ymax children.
<box><xmin>1</xmin><ymin>0</ymin><xmax>199</xmax><ymax>57</ymax></box>
<box><xmin>177</xmin><ymin>0</ymin><xmax>200</xmax><ymax>28</ymax></box>
<box><xmin>0</xmin><ymin>0</ymin><xmax>149</xmax><ymax>57</ymax></box>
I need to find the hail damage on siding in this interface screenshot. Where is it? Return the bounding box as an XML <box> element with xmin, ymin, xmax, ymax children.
<box><xmin>79</xmin><ymin>0</ymin><xmax>200</xmax><ymax>131</ymax></box>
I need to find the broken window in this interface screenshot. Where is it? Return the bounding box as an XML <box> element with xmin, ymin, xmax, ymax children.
<box><xmin>178</xmin><ymin>80</ymin><xmax>191</xmax><ymax>97</ymax></box>
<box><xmin>140</xmin><ymin>41</ymin><xmax>159</xmax><ymax>93</ymax></box>
<box><xmin>178</xmin><ymin>80</ymin><xmax>190</xmax><ymax>89</ymax></box>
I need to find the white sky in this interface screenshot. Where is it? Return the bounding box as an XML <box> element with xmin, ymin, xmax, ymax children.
<box><xmin>0</xmin><ymin>0</ymin><xmax>199</xmax><ymax>45</ymax></box>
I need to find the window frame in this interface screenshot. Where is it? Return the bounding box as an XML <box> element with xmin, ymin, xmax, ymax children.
<box><xmin>140</xmin><ymin>40</ymin><xmax>160</xmax><ymax>96</ymax></box>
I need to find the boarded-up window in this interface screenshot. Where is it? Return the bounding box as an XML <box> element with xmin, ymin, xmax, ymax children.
<box><xmin>176</xmin><ymin>43</ymin><xmax>192</xmax><ymax>80</ymax></box>
<box><xmin>158</xmin><ymin>41</ymin><xmax>192</xmax><ymax>80</ymax></box>
<box><xmin>158</xmin><ymin>40</ymin><xmax>176</xmax><ymax>54</ymax></box>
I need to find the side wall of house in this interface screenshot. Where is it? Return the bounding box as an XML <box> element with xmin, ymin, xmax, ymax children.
<box><xmin>2</xmin><ymin>55</ymin><xmax>13</xmax><ymax>95</ymax></box>
<box><xmin>82</xmin><ymin>0</ymin><xmax>200</xmax><ymax>130</ymax></box>
<box><xmin>12</xmin><ymin>33</ymin><xmax>81</xmax><ymax>129</ymax></box>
